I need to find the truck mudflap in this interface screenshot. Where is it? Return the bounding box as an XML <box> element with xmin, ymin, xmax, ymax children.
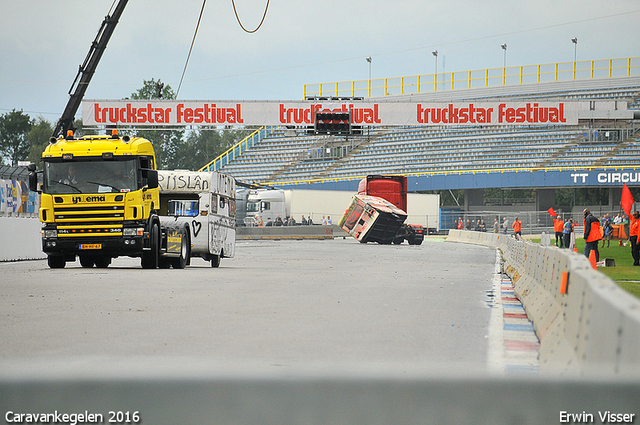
<box><xmin>157</xmin><ymin>223</ymin><xmax>191</xmax><ymax>269</ymax></box>
<box><xmin>165</xmin><ymin>230</ymin><xmax>185</xmax><ymax>256</ymax></box>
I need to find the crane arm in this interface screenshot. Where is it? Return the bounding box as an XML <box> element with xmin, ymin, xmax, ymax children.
<box><xmin>52</xmin><ymin>0</ymin><xmax>129</xmax><ymax>138</ymax></box>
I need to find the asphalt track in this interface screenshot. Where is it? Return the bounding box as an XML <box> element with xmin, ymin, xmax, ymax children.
<box><xmin>0</xmin><ymin>237</ymin><xmax>498</xmax><ymax>375</ymax></box>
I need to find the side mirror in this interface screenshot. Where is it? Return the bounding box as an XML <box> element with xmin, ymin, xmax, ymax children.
<box><xmin>28</xmin><ymin>171</ymin><xmax>40</xmax><ymax>192</ymax></box>
<box><xmin>146</xmin><ymin>170</ymin><xmax>158</xmax><ymax>189</ymax></box>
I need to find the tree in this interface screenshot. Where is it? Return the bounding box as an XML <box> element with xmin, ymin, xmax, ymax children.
<box><xmin>27</xmin><ymin>117</ymin><xmax>53</xmax><ymax>164</ymax></box>
<box><xmin>173</xmin><ymin>127</ymin><xmax>252</xmax><ymax>171</ymax></box>
<box><xmin>0</xmin><ymin>109</ymin><xmax>33</xmax><ymax>166</ymax></box>
<box><xmin>128</xmin><ymin>78</ymin><xmax>184</xmax><ymax>169</ymax></box>
<box><xmin>130</xmin><ymin>78</ymin><xmax>174</xmax><ymax>101</ymax></box>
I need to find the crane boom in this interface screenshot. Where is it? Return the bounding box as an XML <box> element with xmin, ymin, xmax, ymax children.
<box><xmin>52</xmin><ymin>0</ymin><xmax>129</xmax><ymax>137</ymax></box>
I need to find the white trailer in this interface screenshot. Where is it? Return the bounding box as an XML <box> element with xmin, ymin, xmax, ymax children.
<box><xmin>245</xmin><ymin>189</ymin><xmax>355</xmax><ymax>225</ymax></box>
<box><xmin>157</xmin><ymin>170</ymin><xmax>235</xmax><ymax>267</ymax></box>
<box><xmin>407</xmin><ymin>193</ymin><xmax>440</xmax><ymax>232</ymax></box>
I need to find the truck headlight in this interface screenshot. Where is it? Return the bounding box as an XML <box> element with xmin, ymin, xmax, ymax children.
<box><xmin>123</xmin><ymin>228</ymin><xmax>144</xmax><ymax>236</ymax></box>
<box><xmin>42</xmin><ymin>229</ymin><xmax>58</xmax><ymax>238</ymax></box>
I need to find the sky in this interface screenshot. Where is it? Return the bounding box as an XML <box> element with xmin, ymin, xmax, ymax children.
<box><xmin>1</xmin><ymin>0</ymin><xmax>639</xmax><ymax>123</ymax></box>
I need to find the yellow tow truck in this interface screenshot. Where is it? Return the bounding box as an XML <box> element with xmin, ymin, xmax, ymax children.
<box><xmin>28</xmin><ymin>130</ymin><xmax>183</xmax><ymax>269</ymax></box>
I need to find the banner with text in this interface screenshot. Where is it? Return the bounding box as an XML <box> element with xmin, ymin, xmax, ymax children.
<box><xmin>82</xmin><ymin>100</ymin><xmax>601</xmax><ymax>127</ymax></box>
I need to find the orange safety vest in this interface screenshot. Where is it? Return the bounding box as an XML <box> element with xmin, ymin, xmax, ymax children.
<box><xmin>512</xmin><ymin>220</ymin><xmax>521</xmax><ymax>232</ymax></box>
<box><xmin>553</xmin><ymin>218</ymin><xmax>564</xmax><ymax>232</ymax></box>
<box><xmin>584</xmin><ymin>217</ymin><xmax>603</xmax><ymax>242</ymax></box>
<box><xmin>630</xmin><ymin>217</ymin><xmax>639</xmax><ymax>238</ymax></box>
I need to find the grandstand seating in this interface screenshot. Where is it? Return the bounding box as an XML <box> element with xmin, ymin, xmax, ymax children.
<box><xmin>217</xmin><ymin>78</ymin><xmax>640</xmax><ymax>184</ymax></box>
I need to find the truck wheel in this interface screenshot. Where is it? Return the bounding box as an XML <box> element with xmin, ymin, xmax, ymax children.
<box><xmin>141</xmin><ymin>222</ymin><xmax>160</xmax><ymax>269</ymax></box>
<box><xmin>80</xmin><ymin>256</ymin><xmax>95</xmax><ymax>268</ymax></box>
<box><xmin>48</xmin><ymin>255</ymin><xmax>65</xmax><ymax>269</ymax></box>
<box><xmin>408</xmin><ymin>237</ymin><xmax>423</xmax><ymax>246</ymax></box>
<box><xmin>171</xmin><ymin>229</ymin><xmax>190</xmax><ymax>269</ymax></box>
<box><xmin>210</xmin><ymin>254</ymin><xmax>220</xmax><ymax>268</ymax></box>
<box><xmin>94</xmin><ymin>256</ymin><xmax>111</xmax><ymax>268</ymax></box>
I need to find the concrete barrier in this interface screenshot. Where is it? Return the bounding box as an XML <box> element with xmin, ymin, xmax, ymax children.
<box><xmin>1</xmin><ymin>369</ymin><xmax>640</xmax><ymax>425</ymax></box>
<box><xmin>0</xmin><ymin>219</ymin><xmax>340</xmax><ymax>262</ymax></box>
<box><xmin>447</xmin><ymin>229</ymin><xmax>640</xmax><ymax>376</ymax></box>
<box><xmin>0</xmin><ymin>217</ymin><xmax>44</xmax><ymax>262</ymax></box>
<box><xmin>237</xmin><ymin>224</ymin><xmax>339</xmax><ymax>240</ymax></box>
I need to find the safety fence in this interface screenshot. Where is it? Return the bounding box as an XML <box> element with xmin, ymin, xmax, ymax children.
<box><xmin>303</xmin><ymin>57</ymin><xmax>640</xmax><ymax>98</ymax></box>
<box><xmin>440</xmin><ymin>208</ymin><xmax>630</xmax><ymax>235</ymax></box>
<box><xmin>447</xmin><ymin>229</ymin><xmax>640</xmax><ymax>375</ymax></box>
<box><xmin>0</xmin><ymin>180</ymin><xmax>38</xmax><ymax>217</ymax></box>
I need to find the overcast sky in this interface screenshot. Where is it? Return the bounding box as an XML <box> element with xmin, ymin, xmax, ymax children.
<box><xmin>1</xmin><ymin>0</ymin><xmax>639</xmax><ymax>123</ymax></box>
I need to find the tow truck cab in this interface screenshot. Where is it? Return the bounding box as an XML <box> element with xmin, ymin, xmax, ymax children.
<box><xmin>30</xmin><ymin>131</ymin><xmax>160</xmax><ymax>268</ymax></box>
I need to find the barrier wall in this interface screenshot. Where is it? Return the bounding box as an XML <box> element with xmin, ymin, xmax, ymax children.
<box><xmin>237</xmin><ymin>224</ymin><xmax>339</xmax><ymax>240</ymax></box>
<box><xmin>447</xmin><ymin>229</ymin><xmax>640</xmax><ymax>375</ymax></box>
<box><xmin>1</xmin><ymin>370</ymin><xmax>640</xmax><ymax>425</ymax></box>
<box><xmin>0</xmin><ymin>217</ymin><xmax>44</xmax><ymax>262</ymax></box>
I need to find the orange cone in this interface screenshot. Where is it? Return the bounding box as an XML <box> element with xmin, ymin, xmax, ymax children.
<box><xmin>588</xmin><ymin>250</ymin><xmax>597</xmax><ymax>269</ymax></box>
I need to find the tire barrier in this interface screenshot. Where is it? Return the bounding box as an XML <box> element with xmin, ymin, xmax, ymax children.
<box><xmin>447</xmin><ymin>229</ymin><xmax>640</xmax><ymax>376</ymax></box>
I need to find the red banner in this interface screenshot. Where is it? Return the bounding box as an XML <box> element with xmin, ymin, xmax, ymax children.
<box><xmin>82</xmin><ymin>100</ymin><xmax>592</xmax><ymax>127</ymax></box>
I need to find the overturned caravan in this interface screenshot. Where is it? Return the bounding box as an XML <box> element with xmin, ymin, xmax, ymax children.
<box><xmin>158</xmin><ymin>170</ymin><xmax>236</xmax><ymax>268</ymax></box>
<box><xmin>339</xmin><ymin>195</ymin><xmax>408</xmax><ymax>244</ymax></box>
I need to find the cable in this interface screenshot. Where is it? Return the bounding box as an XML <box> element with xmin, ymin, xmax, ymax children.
<box><xmin>185</xmin><ymin>8</ymin><xmax>640</xmax><ymax>84</ymax></box>
<box><xmin>176</xmin><ymin>0</ymin><xmax>207</xmax><ymax>97</ymax></box>
<box><xmin>232</xmin><ymin>0</ymin><xmax>270</xmax><ymax>33</ymax></box>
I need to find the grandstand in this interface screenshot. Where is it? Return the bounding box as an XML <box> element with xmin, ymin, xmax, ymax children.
<box><xmin>203</xmin><ymin>57</ymin><xmax>640</xmax><ymax>222</ymax></box>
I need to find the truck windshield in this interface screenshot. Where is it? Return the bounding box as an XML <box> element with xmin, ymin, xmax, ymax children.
<box><xmin>246</xmin><ymin>201</ymin><xmax>260</xmax><ymax>213</ymax></box>
<box><xmin>43</xmin><ymin>159</ymin><xmax>139</xmax><ymax>194</ymax></box>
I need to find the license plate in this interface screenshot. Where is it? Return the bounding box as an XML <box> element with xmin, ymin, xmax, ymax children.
<box><xmin>79</xmin><ymin>244</ymin><xmax>102</xmax><ymax>250</ymax></box>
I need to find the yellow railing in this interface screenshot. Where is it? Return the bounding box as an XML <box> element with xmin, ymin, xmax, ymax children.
<box><xmin>198</xmin><ymin>126</ymin><xmax>275</xmax><ymax>172</ymax></box>
<box><xmin>266</xmin><ymin>164</ymin><xmax>640</xmax><ymax>187</ymax></box>
<box><xmin>303</xmin><ymin>57</ymin><xmax>640</xmax><ymax>98</ymax></box>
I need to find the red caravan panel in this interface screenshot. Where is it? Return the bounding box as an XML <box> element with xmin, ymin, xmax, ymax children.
<box><xmin>358</xmin><ymin>175</ymin><xmax>407</xmax><ymax>212</ymax></box>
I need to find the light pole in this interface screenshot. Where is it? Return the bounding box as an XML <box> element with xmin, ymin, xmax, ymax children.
<box><xmin>432</xmin><ymin>50</ymin><xmax>438</xmax><ymax>74</ymax></box>
<box><xmin>571</xmin><ymin>37</ymin><xmax>578</xmax><ymax>63</ymax></box>
<box><xmin>501</xmin><ymin>44</ymin><xmax>507</xmax><ymax>85</ymax></box>
<box><xmin>432</xmin><ymin>50</ymin><xmax>438</xmax><ymax>91</ymax></box>
<box><xmin>366</xmin><ymin>57</ymin><xmax>372</xmax><ymax>81</ymax></box>
<box><xmin>501</xmin><ymin>43</ymin><xmax>507</xmax><ymax>68</ymax></box>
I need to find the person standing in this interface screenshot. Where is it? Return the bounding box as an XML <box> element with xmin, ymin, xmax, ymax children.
<box><xmin>493</xmin><ymin>218</ymin><xmax>499</xmax><ymax>233</ymax></box>
<box><xmin>502</xmin><ymin>217</ymin><xmax>509</xmax><ymax>235</ymax></box>
<box><xmin>553</xmin><ymin>215</ymin><xmax>564</xmax><ymax>248</ymax></box>
<box><xmin>583</xmin><ymin>209</ymin><xmax>602</xmax><ymax>262</ymax></box>
<box><xmin>602</xmin><ymin>215</ymin><xmax>613</xmax><ymax>248</ymax></box>
<box><xmin>630</xmin><ymin>211</ymin><xmax>639</xmax><ymax>266</ymax></box>
<box><xmin>562</xmin><ymin>218</ymin><xmax>573</xmax><ymax>249</ymax></box>
<box><xmin>512</xmin><ymin>217</ymin><xmax>522</xmax><ymax>239</ymax></box>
